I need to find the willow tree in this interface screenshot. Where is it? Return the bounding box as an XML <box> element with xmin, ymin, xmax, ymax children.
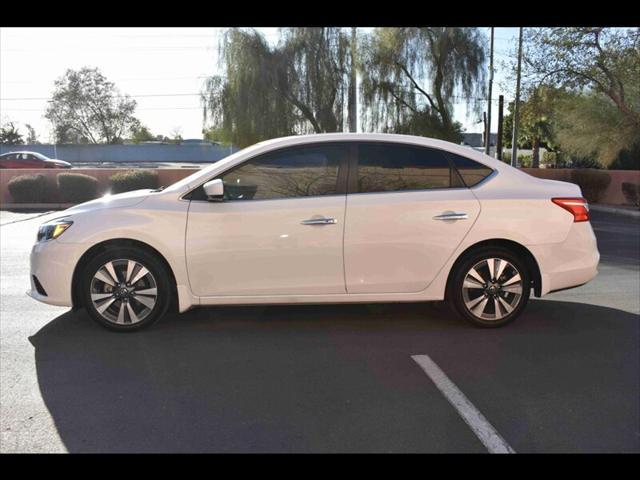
<box><xmin>360</xmin><ymin>27</ymin><xmax>487</xmax><ymax>142</ymax></box>
<box><xmin>202</xmin><ymin>28</ymin><xmax>352</xmax><ymax>147</ymax></box>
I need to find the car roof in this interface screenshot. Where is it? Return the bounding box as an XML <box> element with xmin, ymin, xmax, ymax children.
<box><xmin>1</xmin><ymin>151</ymin><xmax>40</xmax><ymax>155</ymax></box>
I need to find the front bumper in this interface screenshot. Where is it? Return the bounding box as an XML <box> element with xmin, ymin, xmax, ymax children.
<box><xmin>28</xmin><ymin>239</ymin><xmax>85</xmax><ymax>307</ymax></box>
<box><xmin>528</xmin><ymin>221</ymin><xmax>600</xmax><ymax>296</ymax></box>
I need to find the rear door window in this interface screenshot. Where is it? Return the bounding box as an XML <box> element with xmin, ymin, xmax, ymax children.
<box><xmin>355</xmin><ymin>143</ymin><xmax>460</xmax><ymax>193</ymax></box>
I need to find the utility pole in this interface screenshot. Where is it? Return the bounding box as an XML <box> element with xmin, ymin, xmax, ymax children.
<box><xmin>496</xmin><ymin>95</ymin><xmax>504</xmax><ymax>160</ymax></box>
<box><xmin>483</xmin><ymin>112</ymin><xmax>487</xmax><ymax>150</ymax></box>
<box><xmin>511</xmin><ymin>27</ymin><xmax>524</xmax><ymax>167</ymax></box>
<box><xmin>348</xmin><ymin>27</ymin><xmax>358</xmax><ymax>133</ymax></box>
<box><xmin>484</xmin><ymin>27</ymin><xmax>494</xmax><ymax>155</ymax></box>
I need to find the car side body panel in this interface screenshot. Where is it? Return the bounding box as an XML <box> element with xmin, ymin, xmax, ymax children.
<box><xmin>27</xmin><ymin>133</ymin><xmax>599</xmax><ymax>313</ymax></box>
<box><xmin>343</xmin><ymin>188</ymin><xmax>481</xmax><ymax>293</ymax></box>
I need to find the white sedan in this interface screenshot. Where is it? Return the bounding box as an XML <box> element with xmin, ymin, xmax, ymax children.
<box><xmin>28</xmin><ymin>133</ymin><xmax>599</xmax><ymax>331</ymax></box>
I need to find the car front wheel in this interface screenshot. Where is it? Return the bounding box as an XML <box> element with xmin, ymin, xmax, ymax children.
<box><xmin>81</xmin><ymin>246</ymin><xmax>171</xmax><ymax>331</ymax></box>
<box><xmin>448</xmin><ymin>247</ymin><xmax>531</xmax><ymax>327</ymax></box>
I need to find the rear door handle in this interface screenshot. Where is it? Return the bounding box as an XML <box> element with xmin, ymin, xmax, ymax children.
<box><xmin>301</xmin><ymin>217</ymin><xmax>337</xmax><ymax>225</ymax></box>
<box><xmin>433</xmin><ymin>212</ymin><xmax>468</xmax><ymax>221</ymax></box>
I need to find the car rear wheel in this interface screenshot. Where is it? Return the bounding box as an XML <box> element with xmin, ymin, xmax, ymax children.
<box><xmin>447</xmin><ymin>247</ymin><xmax>530</xmax><ymax>327</ymax></box>
<box><xmin>81</xmin><ymin>247</ymin><xmax>171</xmax><ymax>331</ymax></box>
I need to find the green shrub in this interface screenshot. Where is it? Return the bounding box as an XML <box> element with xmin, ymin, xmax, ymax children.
<box><xmin>608</xmin><ymin>142</ymin><xmax>640</xmax><ymax>170</ymax></box>
<box><xmin>109</xmin><ymin>169</ymin><xmax>159</xmax><ymax>194</ymax></box>
<box><xmin>542</xmin><ymin>151</ymin><xmax>557</xmax><ymax>166</ymax></box>
<box><xmin>57</xmin><ymin>173</ymin><xmax>98</xmax><ymax>203</ymax></box>
<box><xmin>7</xmin><ymin>174</ymin><xmax>50</xmax><ymax>203</ymax></box>
<box><xmin>621</xmin><ymin>182</ymin><xmax>640</xmax><ymax>206</ymax></box>
<box><xmin>570</xmin><ymin>169</ymin><xmax>612</xmax><ymax>203</ymax></box>
<box><xmin>517</xmin><ymin>154</ymin><xmax>532</xmax><ymax>168</ymax></box>
<box><xmin>500</xmin><ymin>152</ymin><xmax>532</xmax><ymax>167</ymax></box>
<box><xmin>571</xmin><ymin>157</ymin><xmax>603</xmax><ymax>169</ymax></box>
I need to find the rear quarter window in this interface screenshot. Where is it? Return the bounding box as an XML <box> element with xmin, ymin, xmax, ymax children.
<box><xmin>447</xmin><ymin>153</ymin><xmax>494</xmax><ymax>187</ymax></box>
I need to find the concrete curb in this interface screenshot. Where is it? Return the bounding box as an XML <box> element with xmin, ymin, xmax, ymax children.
<box><xmin>590</xmin><ymin>204</ymin><xmax>640</xmax><ymax>219</ymax></box>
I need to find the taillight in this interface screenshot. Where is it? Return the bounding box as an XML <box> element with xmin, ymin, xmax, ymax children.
<box><xmin>552</xmin><ymin>197</ymin><xmax>590</xmax><ymax>222</ymax></box>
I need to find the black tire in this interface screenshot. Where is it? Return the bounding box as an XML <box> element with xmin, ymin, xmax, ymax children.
<box><xmin>447</xmin><ymin>247</ymin><xmax>531</xmax><ymax>328</ymax></box>
<box><xmin>81</xmin><ymin>246</ymin><xmax>171</xmax><ymax>332</ymax></box>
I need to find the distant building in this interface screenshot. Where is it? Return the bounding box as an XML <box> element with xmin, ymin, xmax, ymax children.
<box><xmin>181</xmin><ymin>139</ymin><xmax>220</xmax><ymax>146</ymax></box>
<box><xmin>462</xmin><ymin>133</ymin><xmax>498</xmax><ymax>148</ymax></box>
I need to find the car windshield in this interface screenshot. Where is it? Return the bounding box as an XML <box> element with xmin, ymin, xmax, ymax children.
<box><xmin>30</xmin><ymin>152</ymin><xmax>50</xmax><ymax>161</ymax></box>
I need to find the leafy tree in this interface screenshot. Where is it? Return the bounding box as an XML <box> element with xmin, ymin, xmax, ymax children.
<box><xmin>502</xmin><ymin>86</ymin><xmax>561</xmax><ymax>167</ymax></box>
<box><xmin>129</xmin><ymin>123</ymin><xmax>156</xmax><ymax>143</ymax></box>
<box><xmin>524</xmin><ymin>28</ymin><xmax>639</xmax><ymax>126</ymax></box>
<box><xmin>552</xmin><ymin>89</ymin><xmax>639</xmax><ymax>166</ymax></box>
<box><xmin>520</xmin><ymin>28</ymin><xmax>640</xmax><ymax>164</ymax></box>
<box><xmin>0</xmin><ymin>122</ymin><xmax>24</xmax><ymax>145</ymax></box>
<box><xmin>360</xmin><ymin>27</ymin><xmax>486</xmax><ymax>142</ymax></box>
<box><xmin>25</xmin><ymin>124</ymin><xmax>39</xmax><ymax>144</ymax></box>
<box><xmin>170</xmin><ymin>127</ymin><xmax>183</xmax><ymax>144</ymax></box>
<box><xmin>201</xmin><ymin>28</ymin><xmax>352</xmax><ymax>147</ymax></box>
<box><xmin>45</xmin><ymin>67</ymin><xmax>140</xmax><ymax>144</ymax></box>
<box><xmin>202</xmin><ymin>126</ymin><xmax>233</xmax><ymax>146</ymax></box>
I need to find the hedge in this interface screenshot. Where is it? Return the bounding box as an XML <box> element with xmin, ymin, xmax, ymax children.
<box><xmin>109</xmin><ymin>169</ymin><xmax>159</xmax><ymax>194</ymax></box>
<box><xmin>7</xmin><ymin>174</ymin><xmax>50</xmax><ymax>203</ymax></box>
<box><xmin>621</xmin><ymin>182</ymin><xmax>640</xmax><ymax>207</ymax></box>
<box><xmin>57</xmin><ymin>173</ymin><xmax>98</xmax><ymax>203</ymax></box>
<box><xmin>502</xmin><ymin>152</ymin><xmax>533</xmax><ymax>167</ymax></box>
<box><xmin>570</xmin><ymin>169</ymin><xmax>612</xmax><ymax>203</ymax></box>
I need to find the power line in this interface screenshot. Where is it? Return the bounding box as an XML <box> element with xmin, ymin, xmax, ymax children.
<box><xmin>1</xmin><ymin>93</ymin><xmax>206</xmax><ymax>101</ymax></box>
<box><xmin>1</xmin><ymin>75</ymin><xmax>211</xmax><ymax>84</ymax></box>
<box><xmin>2</xmin><ymin>106</ymin><xmax>203</xmax><ymax>112</ymax></box>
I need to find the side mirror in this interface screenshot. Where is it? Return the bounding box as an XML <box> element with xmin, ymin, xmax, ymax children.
<box><xmin>203</xmin><ymin>178</ymin><xmax>224</xmax><ymax>201</ymax></box>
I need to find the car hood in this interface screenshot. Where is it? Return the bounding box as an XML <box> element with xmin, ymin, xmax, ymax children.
<box><xmin>62</xmin><ymin>189</ymin><xmax>153</xmax><ymax>215</ymax></box>
<box><xmin>50</xmin><ymin>159</ymin><xmax>72</xmax><ymax>167</ymax></box>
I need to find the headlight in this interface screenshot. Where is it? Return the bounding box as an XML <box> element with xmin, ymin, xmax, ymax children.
<box><xmin>37</xmin><ymin>219</ymin><xmax>73</xmax><ymax>242</ymax></box>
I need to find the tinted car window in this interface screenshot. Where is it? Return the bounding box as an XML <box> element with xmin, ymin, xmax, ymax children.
<box><xmin>447</xmin><ymin>153</ymin><xmax>494</xmax><ymax>187</ymax></box>
<box><xmin>191</xmin><ymin>144</ymin><xmax>347</xmax><ymax>201</ymax></box>
<box><xmin>356</xmin><ymin>143</ymin><xmax>458</xmax><ymax>193</ymax></box>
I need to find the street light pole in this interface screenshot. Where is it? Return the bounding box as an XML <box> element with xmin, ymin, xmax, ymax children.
<box><xmin>484</xmin><ymin>27</ymin><xmax>494</xmax><ymax>155</ymax></box>
<box><xmin>511</xmin><ymin>27</ymin><xmax>523</xmax><ymax>167</ymax></box>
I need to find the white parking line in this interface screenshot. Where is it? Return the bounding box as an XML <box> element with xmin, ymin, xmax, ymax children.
<box><xmin>411</xmin><ymin>354</ymin><xmax>515</xmax><ymax>454</ymax></box>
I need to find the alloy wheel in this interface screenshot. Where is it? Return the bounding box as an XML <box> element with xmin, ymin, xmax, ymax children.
<box><xmin>461</xmin><ymin>257</ymin><xmax>523</xmax><ymax>322</ymax></box>
<box><xmin>89</xmin><ymin>259</ymin><xmax>158</xmax><ymax>325</ymax></box>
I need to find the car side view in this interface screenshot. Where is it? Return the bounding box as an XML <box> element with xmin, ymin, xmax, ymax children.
<box><xmin>0</xmin><ymin>151</ymin><xmax>72</xmax><ymax>169</ymax></box>
<box><xmin>28</xmin><ymin>133</ymin><xmax>600</xmax><ymax>331</ymax></box>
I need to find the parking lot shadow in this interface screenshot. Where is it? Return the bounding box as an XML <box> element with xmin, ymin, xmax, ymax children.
<box><xmin>30</xmin><ymin>300</ymin><xmax>639</xmax><ymax>453</ymax></box>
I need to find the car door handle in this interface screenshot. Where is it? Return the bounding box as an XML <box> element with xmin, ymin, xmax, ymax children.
<box><xmin>301</xmin><ymin>217</ymin><xmax>337</xmax><ymax>225</ymax></box>
<box><xmin>433</xmin><ymin>212</ymin><xmax>468</xmax><ymax>221</ymax></box>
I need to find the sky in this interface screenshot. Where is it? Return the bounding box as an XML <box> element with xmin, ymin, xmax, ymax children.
<box><xmin>0</xmin><ymin>27</ymin><xmax>520</xmax><ymax>143</ymax></box>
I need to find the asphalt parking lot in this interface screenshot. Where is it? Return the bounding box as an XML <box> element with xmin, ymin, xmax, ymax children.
<box><xmin>0</xmin><ymin>209</ymin><xmax>638</xmax><ymax>453</ymax></box>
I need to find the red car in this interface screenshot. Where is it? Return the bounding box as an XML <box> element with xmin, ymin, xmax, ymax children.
<box><xmin>0</xmin><ymin>151</ymin><xmax>72</xmax><ymax>169</ymax></box>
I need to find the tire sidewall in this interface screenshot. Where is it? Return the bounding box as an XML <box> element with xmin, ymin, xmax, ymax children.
<box><xmin>449</xmin><ymin>247</ymin><xmax>531</xmax><ymax>328</ymax></box>
<box><xmin>82</xmin><ymin>247</ymin><xmax>171</xmax><ymax>331</ymax></box>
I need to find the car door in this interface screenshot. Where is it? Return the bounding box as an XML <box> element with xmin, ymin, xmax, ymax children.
<box><xmin>343</xmin><ymin>142</ymin><xmax>483</xmax><ymax>294</ymax></box>
<box><xmin>185</xmin><ymin>142</ymin><xmax>350</xmax><ymax>297</ymax></box>
<box><xmin>26</xmin><ymin>154</ymin><xmax>45</xmax><ymax>168</ymax></box>
<box><xmin>2</xmin><ymin>154</ymin><xmax>19</xmax><ymax>168</ymax></box>
<box><xmin>0</xmin><ymin>154</ymin><xmax>11</xmax><ymax>168</ymax></box>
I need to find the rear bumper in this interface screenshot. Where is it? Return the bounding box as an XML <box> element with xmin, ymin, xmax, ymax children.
<box><xmin>528</xmin><ymin>221</ymin><xmax>600</xmax><ymax>296</ymax></box>
<box><xmin>28</xmin><ymin>239</ymin><xmax>84</xmax><ymax>307</ymax></box>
